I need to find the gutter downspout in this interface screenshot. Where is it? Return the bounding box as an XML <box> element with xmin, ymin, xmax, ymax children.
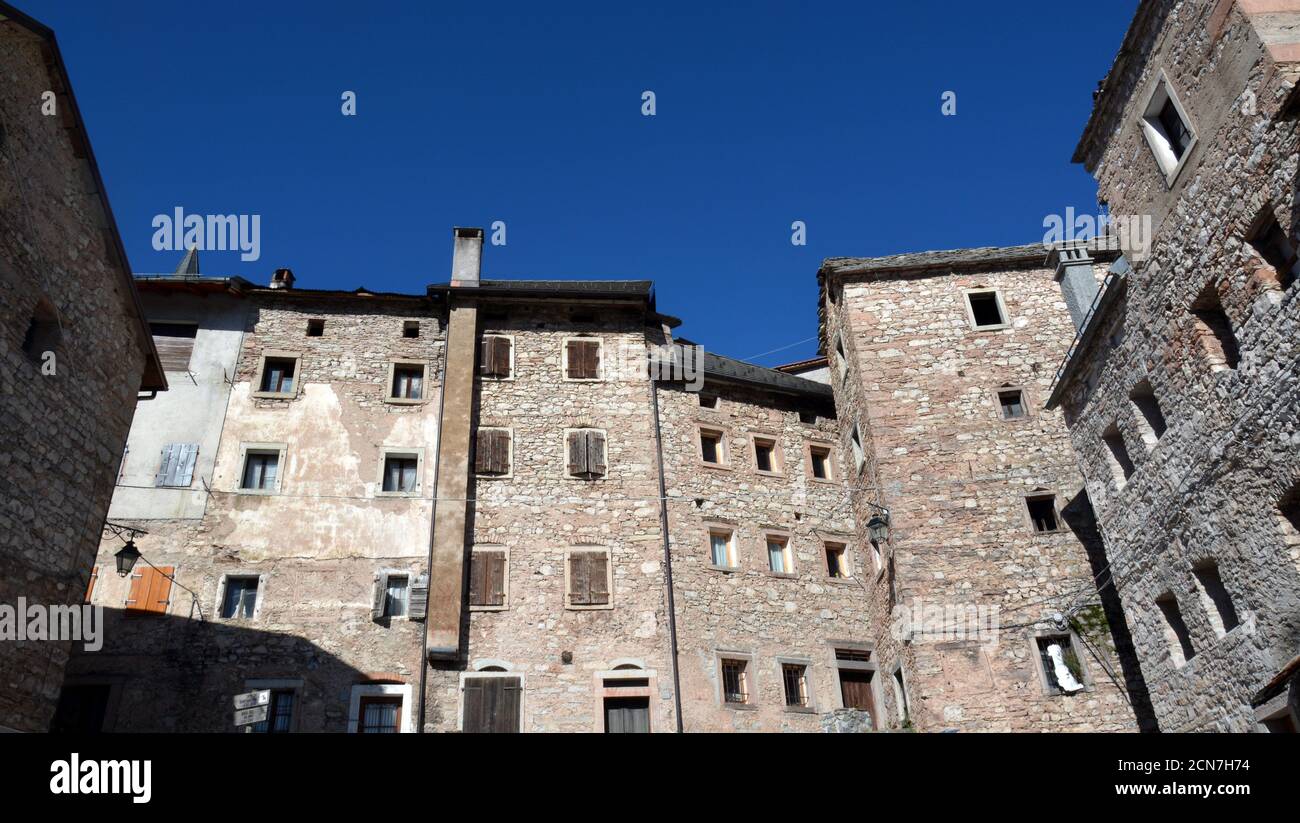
<box><xmin>648</xmin><ymin>377</ymin><xmax>685</xmax><ymax>733</ymax></box>
<box><xmin>417</xmin><ymin>300</ymin><xmax>451</xmax><ymax>734</ymax></box>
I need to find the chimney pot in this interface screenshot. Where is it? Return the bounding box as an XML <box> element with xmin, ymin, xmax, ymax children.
<box><xmin>270</xmin><ymin>268</ymin><xmax>295</xmax><ymax>290</ymax></box>
<box><xmin>451</xmin><ymin>227</ymin><xmax>484</xmax><ymax>287</ymax></box>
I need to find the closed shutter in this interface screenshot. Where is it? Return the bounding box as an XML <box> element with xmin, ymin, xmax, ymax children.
<box><xmin>463</xmin><ymin>678</ymin><xmax>487</xmax><ymax>732</ymax></box>
<box><xmin>474</xmin><ymin>430</ymin><xmax>490</xmax><ymax>474</ymax></box>
<box><xmin>150</xmin><ymin>322</ymin><xmax>197</xmax><ymax>372</ymax></box>
<box><xmin>84</xmin><ymin>567</ymin><xmax>97</xmax><ymax>604</ymax></box>
<box><xmin>568</xmin><ymin>553</ymin><xmax>589</xmax><ymax>606</ymax></box>
<box><xmin>478</xmin><ymin>337</ymin><xmax>492</xmax><ymax>375</ymax></box>
<box><xmin>567</xmin><ymin>431</ymin><xmax>586</xmax><ymax>476</ymax></box>
<box><xmin>155</xmin><ymin>444</ymin><xmax>199</xmax><ymax>487</ymax></box>
<box><xmin>468</xmin><ymin>553</ymin><xmax>486</xmax><ymax>606</ymax></box>
<box><xmin>486</xmin><ymin>552</ymin><xmax>506</xmax><ymax>607</ymax></box>
<box><xmin>496</xmin><ymin>677</ymin><xmax>522</xmax><ymax>733</ymax></box>
<box><xmin>481</xmin><ymin>336</ymin><xmax>511</xmax><ymax>378</ymax></box>
<box><xmin>408</xmin><ymin>573</ymin><xmax>428</xmax><ymax>620</ymax></box>
<box><xmin>586</xmin><ymin>431</ymin><xmax>606</xmax><ymax>477</ymax></box>
<box><xmin>492</xmin><ymin>431</ymin><xmax>509</xmax><ymax>474</ymax></box>
<box><xmin>494</xmin><ymin>337</ymin><xmax>511</xmax><ymax>377</ymax></box>
<box><xmin>463</xmin><ymin>676</ymin><xmax>521</xmax><ymax>733</ymax></box>
<box><xmin>587</xmin><ymin>553</ymin><xmax>609</xmax><ymax>605</ymax></box>
<box><xmin>567</xmin><ymin>340</ymin><xmax>599</xmax><ymax>379</ymax></box>
<box><xmin>475</xmin><ymin>430</ymin><xmax>510</xmax><ymax>475</ymax></box>
<box><xmin>126</xmin><ymin>566</ymin><xmax>173</xmax><ymax>616</ymax></box>
<box><xmin>371</xmin><ymin>573</ymin><xmax>389</xmax><ymax>620</ymax></box>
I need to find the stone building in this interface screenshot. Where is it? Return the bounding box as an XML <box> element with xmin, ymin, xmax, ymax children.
<box><xmin>0</xmin><ymin>3</ymin><xmax>166</xmax><ymax>732</ymax></box>
<box><xmin>69</xmin><ymin>231</ymin><xmax>886</xmax><ymax>732</ymax></box>
<box><xmin>817</xmin><ymin>244</ymin><xmax>1150</xmax><ymax>732</ymax></box>
<box><xmin>1047</xmin><ymin>0</ymin><xmax>1300</xmax><ymax>732</ymax></box>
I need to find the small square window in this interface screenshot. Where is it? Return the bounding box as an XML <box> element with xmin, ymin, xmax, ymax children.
<box><xmin>709</xmin><ymin>529</ymin><xmax>738</xmax><ymax>569</ymax></box>
<box><xmin>700</xmin><ymin>429</ymin><xmax>725</xmax><ymax>466</ymax></box>
<box><xmin>1192</xmin><ymin>561</ymin><xmax>1240</xmax><ymax>637</ymax></box>
<box><xmin>220</xmin><ymin>576</ymin><xmax>259</xmax><ymax>620</ymax></box>
<box><xmin>1247</xmin><ymin>210</ymin><xmax>1299</xmax><ymax>290</ymax></box>
<box><xmin>390</xmin><ymin>363</ymin><xmax>425</xmax><ymax>401</ymax></box>
<box><xmin>1036</xmin><ymin>635</ymin><xmax>1085</xmax><ymax>695</ymax></box>
<box><xmin>766</xmin><ymin>535</ymin><xmax>792</xmax><ymax>574</ymax></box>
<box><xmin>403</xmin><ymin>321</ymin><xmax>420</xmax><ymax>339</ymax></box>
<box><xmin>259</xmin><ymin>357</ymin><xmax>297</xmax><ymax>394</ymax></box>
<box><xmin>1140</xmin><ymin>75</ymin><xmax>1196</xmax><ymax>183</ymax></box>
<box><xmin>720</xmin><ymin>659</ymin><xmax>749</xmax><ymax>704</ymax></box>
<box><xmin>799</xmin><ymin>410</ymin><xmax>818</xmax><ymax>425</ymax></box>
<box><xmin>699</xmin><ymin>394</ymin><xmax>719</xmax><ymax>409</ymax></box>
<box><xmin>1025</xmin><ymin>495</ymin><xmax>1060</xmax><ymax>533</ymax></box>
<box><xmin>809</xmin><ymin>445</ymin><xmax>832</xmax><ymax>481</ymax></box>
<box><xmin>306</xmin><ymin>319</ymin><xmax>324</xmax><ymax>337</ymax></box>
<box><xmin>753</xmin><ymin>437</ymin><xmax>779</xmax><ymax>474</ymax></box>
<box><xmin>998</xmin><ymin>388</ymin><xmax>1026</xmax><ymax>420</ymax></box>
<box><xmin>782</xmin><ymin>664</ymin><xmax>809</xmax><ymax>708</ymax></box>
<box><xmin>850</xmin><ymin>425</ymin><xmax>866</xmax><ymax>473</ymax></box>
<box><xmin>966</xmin><ymin>291</ymin><xmax>1006</xmax><ymax>329</ymax></box>
<box><xmin>825</xmin><ymin>542</ymin><xmax>850</xmax><ymax>579</ymax></box>
<box><xmin>382</xmin><ymin>454</ymin><xmax>419</xmax><ymax>493</ymax></box>
<box><xmin>1156</xmin><ymin>593</ymin><xmax>1196</xmax><ymax>667</ymax></box>
<box><xmin>241</xmin><ymin>450</ymin><xmax>280</xmax><ymax>491</ymax></box>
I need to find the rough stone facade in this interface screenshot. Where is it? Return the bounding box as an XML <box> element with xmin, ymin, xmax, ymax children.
<box><xmin>0</xmin><ymin>11</ymin><xmax>163</xmax><ymax>731</ymax></box>
<box><xmin>818</xmin><ymin>248</ymin><xmax>1145</xmax><ymax>732</ymax></box>
<box><xmin>1051</xmin><ymin>0</ymin><xmax>1300</xmax><ymax>732</ymax></box>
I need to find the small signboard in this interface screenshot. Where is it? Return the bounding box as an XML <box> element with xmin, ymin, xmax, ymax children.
<box><xmin>233</xmin><ymin>690</ymin><xmax>271</xmax><ymax>711</ymax></box>
<box><xmin>233</xmin><ymin>705</ymin><xmax>269</xmax><ymax>727</ymax></box>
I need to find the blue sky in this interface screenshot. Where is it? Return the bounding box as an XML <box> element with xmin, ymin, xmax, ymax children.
<box><xmin>31</xmin><ymin>0</ymin><xmax>1135</xmax><ymax>365</ymax></box>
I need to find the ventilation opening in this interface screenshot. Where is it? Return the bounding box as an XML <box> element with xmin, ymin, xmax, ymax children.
<box><xmin>22</xmin><ymin>299</ymin><xmax>61</xmax><ymax>362</ymax></box>
<box><xmin>1025</xmin><ymin>494</ymin><xmax>1060</xmax><ymax>533</ymax></box>
<box><xmin>1190</xmin><ymin>285</ymin><xmax>1240</xmax><ymax>371</ymax></box>
<box><xmin>1192</xmin><ymin>562</ymin><xmax>1240</xmax><ymax>637</ymax></box>
<box><xmin>403</xmin><ymin>321</ymin><xmax>420</xmax><ymax>339</ymax></box>
<box><xmin>1247</xmin><ymin>210</ymin><xmax>1298</xmax><ymax>290</ymax></box>
<box><xmin>1102</xmin><ymin>423</ymin><xmax>1136</xmax><ymax>486</ymax></box>
<box><xmin>306</xmin><ymin>319</ymin><xmax>324</xmax><ymax>337</ymax></box>
<box><xmin>1156</xmin><ymin>594</ymin><xmax>1195</xmax><ymax>667</ymax></box>
<box><xmin>1128</xmin><ymin>380</ymin><xmax>1168</xmax><ymax>446</ymax></box>
<box><xmin>966</xmin><ymin>291</ymin><xmax>1005</xmax><ymax>328</ymax></box>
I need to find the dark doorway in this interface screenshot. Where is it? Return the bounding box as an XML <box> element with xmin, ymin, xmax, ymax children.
<box><xmin>604</xmin><ymin>696</ymin><xmax>650</xmax><ymax>733</ymax></box>
<box><xmin>51</xmin><ymin>684</ymin><xmax>111</xmax><ymax>733</ymax></box>
<box><xmin>838</xmin><ymin>669</ymin><xmax>876</xmax><ymax>727</ymax></box>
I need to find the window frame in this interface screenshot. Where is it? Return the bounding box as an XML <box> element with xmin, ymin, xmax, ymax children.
<box><xmin>236</xmin><ymin>442</ymin><xmax>287</xmax><ymax>495</ymax></box>
<box><xmin>777</xmin><ymin>656</ymin><xmax>816</xmax><ymax>713</ymax></box>
<box><xmin>705</xmin><ymin>524</ymin><xmax>740</xmax><ymax>572</ymax></box>
<box><xmin>562</xmin><ymin>336</ymin><xmax>604</xmax><ymax>382</ymax></box>
<box><xmin>805</xmin><ymin>440</ymin><xmax>836</xmax><ymax>483</ymax></box>
<box><xmin>697</xmin><ymin>424</ymin><xmax>730</xmax><ymax>470</ymax></box>
<box><xmin>458</xmin><ymin>666</ymin><xmax>525</xmax><ymax>733</ymax></box>
<box><xmin>376</xmin><ymin>447</ymin><xmax>424</xmax><ymax>497</ymax></box>
<box><xmin>245</xmin><ymin>678</ymin><xmax>302</xmax><ymax>734</ymax></box>
<box><xmin>385</xmin><ymin>360</ymin><xmax>430</xmax><ymax>404</ymax></box>
<box><xmin>962</xmin><ymin>288</ymin><xmax>1010</xmax><ymax>331</ymax></box>
<box><xmin>1139</xmin><ymin>71</ymin><xmax>1197</xmax><ymax>187</ymax></box>
<box><xmin>216</xmin><ymin>572</ymin><xmax>265</xmax><ymax>621</ymax></box>
<box><xmin>1023</xmin><ymin>492</ymin><xmax>1063</xmax><ymax>535</ymax></box>
<box><xmin>1029</xmin><ymin>630</ymin><xmax>1092</xmax><ymax>696</ymax></box>
<box><xmin>994</xmin><ymin>384</ymin><xmax>1030</xmax><ymax>421</ymax></box>
<box><xmin>849</xmin><ymin>423</ymin><xmax>866</xmax><ymax>474</ymax></box>
<box><xmin>592</xmin><ymin>664</ymin><xmax>659</xmax><ymax>733</ymax></box>
<box><xmin>749</xmin><ymin>432</ymin><xmax>784</xmax><ymax>477</ymax></box>
<box><xmin>715</xmin><ymin>651</ymin><xmax>755</xmax><ymax>709</ymax></box>
<box><xmin>149</xmin><ymin>319</ymin><xmax>199</xmax><ymax>373</ymax></box>
<box><xmin>563</xmin><ymin>547</ymin><xmax>614</xmax><ymax>611</ymax></box>
<box><xmin>823</xmin><ymin>539</ymin><xmax>853</xmax><ymax>581</ymax></box>
<box><xmin>348</xmin><ymin>683</ymin><xmax>412</xmax><ymax>733</ymax></box>
<box><xmin>251</xmin><ymin>350</ymin><xmax>302</xmax><ymax>399</ymax></box>
<box><xmin>761</xmin><ymin>529</ymin><xmax>795</xmax><ymax>577</ymax></box>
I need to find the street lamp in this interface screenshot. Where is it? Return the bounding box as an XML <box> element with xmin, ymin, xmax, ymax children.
<box><xmin>866</xmin><ymin>512</ymin><xmax>891</xmax><ymax>544</ymax></box>
<box><xmin>114</xmin><ymin>539</ymin><xmax>141</xmax><ymax>577</ymax></box>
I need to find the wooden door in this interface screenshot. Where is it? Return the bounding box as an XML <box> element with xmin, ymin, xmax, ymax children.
<box><xmin>839</xmin><ymin>670</ymin><xmax>877</xmax><ymax>727</ymax></box>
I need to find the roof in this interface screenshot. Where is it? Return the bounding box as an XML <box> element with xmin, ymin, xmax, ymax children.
<box><xmin>773</xmin><ymin>356</ymin><xmax>828</xmax><ymax>374</ymax></box>
<box><xmin>698</xmin><ymin>349</ymin><xmax>833</xmax><ymax>400</ymax></box>
<box><xmin>1</xmin><ymin>1</ymin><xmax>167</xmax><ymax>391</ymax></box>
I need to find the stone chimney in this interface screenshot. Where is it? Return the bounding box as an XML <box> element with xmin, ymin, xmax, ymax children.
<box><xmin>1047</xmin><ymin>244</ymin><xmax>1097</xmax><ymax>330</ymax></box>
<box><xmin>450</xmin><ymin>227</ymin><xmax>483</xmax><ymax>287</ymax></box>
<box><xmin>269</xmin><ymin>268</ymin><xmax>296</xmax><ymax>290</ymax></box>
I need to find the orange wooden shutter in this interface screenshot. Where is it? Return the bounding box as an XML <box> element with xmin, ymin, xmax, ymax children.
<box><xmin>84</xmin><ymin>567</ymin><xmax>98</xmax><ymax>604</ymax></box>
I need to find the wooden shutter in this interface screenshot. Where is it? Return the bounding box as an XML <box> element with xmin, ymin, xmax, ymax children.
<box><xmin>587</xmin><ymin>553</ymin><xmax>609</xmax><ymax>605</ymax></box>
<box><xmin>496</xmin><ymin>677</ymin><xmax>522</xmax><ymax>733</ymax></box>
<box><xmin>468</xmin><ymin>553</ymin><xmax>486</xmax><ymax>606</ymax></box>
<box><xmin>463</xmin><ymin>678</ymin><xmax>487</xmax><ymax>732</ymax></box>
<box><xmin>371</xmin><ymin>573</ymin><xmax>389</xmax><ymax>620</ymax></box>
<box><xmin>408</xmin><ymin>573</ymin><xmax>428</xmax><ymax>620</ymax></box>
<box><xmin>474</xmin><ymin>430</ymin><xmax>490</xmax><ymax>474</ymax></box>
<box><xmin>463</xmin><ymin>676</ymin><xmax>521</xmax><ymax>733</ymax></box>
<box><xmin>567</xmin><ymin>340</ymin><xmax>598</xmax><ymax>379</ymax></box>
<box><xmin>150</xmin><ymin>323</ymin><xmax>197</xmax><ymax>372</ymax></box>
<box><xmin>84</xmin><ymin>567</ymin><xmax>97</xmax><ymax>604</ymax></box>
<box><xmin>491</xmin><ymin>430</ymin><xmax>509</xmax><ymax>475</ymax></box>
<box><xmin>155</xmin><ymin>444</ymin><xmax>178</xmax><ymax>487</ymax></box>
<box><xmin>568</xmin><ymin>553</ymin><xmax>589</xmax><ymax>606</ymax></box>
<box><xmin>479</xmin><ymin>337</ymin><xmax>492</xmax><ymax>375</ymax></box>
<box><xmin>156</xmin><ymin>443</ymin><xmax>199</xmax><ymax>487</ymax></box>
<box><xmin>483</xmin><ymin>337</ymin><xmax>511</xmax><ymax>378</ymax></box>
<box><xmin>567</xmin><ymin>432</ymin><xmax>586</xmax><ymax>476</ymax></box>
<box><xmin>487</xmin><ymin>552</ymin><xmax>506</xmax><ymax>607</ymax></box>
<box><xmin>585</xmin><ymin>341</ymin><xmax>600</xmax><ymax>378</ymax></box>
<box><xmin>126</xmin><ymin>566</ymin><xmax>173</xmax><ymax>616</ymax></box>
<box><xmin>586</xmin><ymin>431</ymin><xmax>606</xmax><ymax>477</ymax></box>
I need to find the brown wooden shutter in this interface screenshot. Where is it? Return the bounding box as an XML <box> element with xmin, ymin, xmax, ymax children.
<box><xmin>474</xmin><ymin>430</ymin><xmax>491</xmax><ymax>474</ymax></box>
<box><xmin>468</xmin><ymin>553</ymin><xmax>486</xmax><ymax>606</ymax></box>
<box><xmin>488</xmin><ymin>552</ymin><xmax>506</xmax><ymax>607</ymax></box>
<box><xmin>479</xmin><ymin>337</ymin><xmax>492</xmax><ymax>374</ymax></box>
<box><xmin>371</xmin><ymin>573</ymin><xmax>389</xmax><ymax>620</ymax></box>
<box><xmin>408</xmin><ymin>573</ymin><xmax>428</xmax><ymax>620</ymax></box>
<box><xmin>84</xmin><ymin>567</ymin><xmax>98</xmax><ymax>604</ymax></box>
<box><xmin>567</xmin><ymin>340</ymin><xmax>599</xmax><ymax>379</ymax></box>
<box><xmin>491</xmin><ymin>430</ymin><xmax>510</xmax><ymax>475</ymax></box>
<box><xmin>150</xmin><ymin>323</ymin><xmax>197</xmax><ymax>372</ymax></box>
<box><xmin>568</xmin><ymin>553</ymin><xmax>589</xmax><ymax>606</ymax></box>
<box><xmin>462</xmin><ymin>678</ymin><xmax>487</xmax><ymax>732</ymax></box>
<box><xmin>127</xmin><ymin>566</ymin><xmax>173</xmax><ymax>616</ymax></box>
<box><xmin>587</xmin><ymin>553</ymin><xmax>609</xmax><ymax>605</ymax></box>
<box><xmin>587</xmin><ymin>340</ymin><xmax>600</xmax><ymax>378</ymax></box>
<box><xmin>587</xmin><ymin>431</ymin><xmax>606</xmax><ymax>477</ymax></box>
<box><xmin>493</xmin><ymin>337</ymin><xmax>511</xmax><ymax>378</ymax></box>
<box><xmin>496</xmin><ymin>677</ymin><xmax>522</xmax><ymax>733</ymax></box>
<box><xmin>565</xmin><ymin>341</ymin><xmax>579</xmax><ymax>379</ymax></box>
<box><xmin>567</xmin><ymin>431</ymin><xmax>585</xmax><ymax>476</ymax></box>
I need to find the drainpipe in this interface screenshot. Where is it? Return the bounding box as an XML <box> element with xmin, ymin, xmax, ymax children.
<box><xmin>647</xmin><ymin>370</ymin><xmax>685</xmax><ymax>733</ymax></box>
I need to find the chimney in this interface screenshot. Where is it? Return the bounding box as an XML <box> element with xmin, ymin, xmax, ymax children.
<box><xmin>1047</xmin><ymin>244</ymin><xmax>1098</xmax><ymax>330</ymax></box>
<box><xmin>269</xmin><ymin>268</ymin><xmax>295</xmax><ymax>290</ymax></box>
<box><xmin>450</xmin><ymin>227</ymin><xmax>483</xmax><ymax>287</ymax></box>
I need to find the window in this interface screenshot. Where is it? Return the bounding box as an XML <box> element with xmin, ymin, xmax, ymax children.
<box><xmin>369</xmin><ymin>572</ymin><xmax>410</xmax><ymax>619</ymax></box>
<box><xmin>825</xmin><ymin>541</ymin><xmax>851</xmax><ymax>579</ymax></box>
<box><xmin>1036</xmin><ymin>635</ymin><xmax>1086</xmax><ymax>695</ymax></box>
<box><xmin>698</xmin><ymin>393</ymin><xmax>719</xmax><ymax>410</ymax></box>
<box><xmin>1156</xmin><ymin>593</ymin><xmax>1195</xmax><ymax>667</ymax></box>
<box><xmin>892</xmin><ymin>669</ymin><xmax>910</xmax><ymax>725</ymax></box>
<box><xmin>766</xmin><ymin>534</ymin><xmax>792</xmax><ymax>574</ymax></box>
<box><xmin>23</xmin><ymin>299</ymin><xmax>61</xmax><ymax>363</ymax></box>
<box><xmin>782</xmin><ymin>663</ymin><xmax>809</xmax><ymax>708</ymax></box>
<box><xmin>709</xmin><ymin>528</ymin><xmax>738</xmax><ymax>569</ymax></box>
<box><xmin>480</xmin><ymin>335</ymin><xmax>512</xmax><ymax>378</ymax></box>
<box><xmin>1102</xmin><ymin>423</ymin><xmax>1135</xmax><ymax>486</ymax></box>
<box><xmin>241</xmin><ymin>448</ymin><xmax>281</xmax><ymax>492</ymax></box>
<box><xmin>1025</xmin><ymin>494</ymin><xmax>1060</xmax><ymax>533</ymax></box>
<box><xmin>1192</xmin><ymin>562</ymin><xmax>1240</xmax><ymax>637</ymax></box>
<box><xmin>835</xmin><ymin>648</ymin><xmax>876</xmax><ymax>725</ymax></box>
<box><xmin>257</xmin><ymin>355</ymin><xmax>297</xmax><ymax>395</ymax></box>
<box><xmin>403</xmin><ymin>320</ymin><xmax>420</xmax><ymax>339</ymax></box>
<box><xmin>357</xmin><ymin>696</ymin><xmax>403</xmax><ymax>733</ymax></box>
<box><xmin>602</xmin><ymin>682</ymin><xmax>651</xmax><ymax>733</ymax></box>
<box><xmin>965</xmin><ymin>290</ymin><xmax>1007</xmax><ymax>329</ymax></box>
<box><xmin>566</xmin><ymin>549</ymin><xmax>611</xmax><ymax>608</ymax></box>
<box><xmin>699</xmin><ymin>427</ymin><xmax>726</xmax><ymax>467</ymax></box>
<box><xmin>125</xmin><ymin>566</ymin><xmax>173</xmax><ymax>616</ymax></box>
<box><xmin>474</xmin><ymin>429</ymin><xmax>511</xmax><ymax>477</ymax></box>
<box><xmin>462</xmin><ymin>675</ymin><xmax>522</xmax><ymax>733</ymax></box>
<box><xmin>1129</xmin><ymin>380</ymin><xmax>1168</xmax><ymax>446</ymax></box>
<box><xmin>566</xmin><ymin>429</ymin><xmax>607</xmax><ymax>479</ymax></box>
<box><xmin>752</xmin><ymin>436</ymin><xmax>780</xmax><ymax>474</ymax></box>
<box><xmin>720</xmin><ymin>658</ymin><xmax>750</xmax><ymax>705</ymax></box>
<box><xmin>251</xmin><ymin>689</ymin><xmax>296</xmax><ymax>733</ymax></box>
<box><xmin>809</xmin><ymin>444</ymin><xmax>833</xmax><ymax>481</ymax></box>
<box><xmin>219</xmin><ymin>576</ymin><xmax>259</xmax><ymax>620</ymax></box>
<box><xmin>799</xmin><ymin>409</ymin><xmax>818</xmax><ymax>425</ymax></box>
<box><xmin>997</xmin><ymin>388</ymin><xmax>1026</xmax><ymax>420</ymax></box>
<box><xmin>155</xmin><ymin>443</ymin><xmax>199</xmax><ymax>488</ymax></box>
<box><xmin>564</xmin><ymin>338</ymin><xmax>601</xmax><ymax>380</ymax></box>
<box><xmin>850</xmin><ymin>424</ymin><xmax>866</xmax><ymax>473</ymax></box>
<box><xmin>469</xmin><ymin>550</ymin><xmax>508</xmax><ymax>609</ymax></box>
<box><xmin>388</xmin><ymin>362</ymin><xmax>426</xmax><ymax>401</ymax></box>
<box><xmin>149</xmin><ymin>321</ymin><xmax>197</xmax><ymax>371</ymax></box>
<box><xmin>1140</xmin><ymin>74</ymin><xmax>1196</xmax><ymax>182</ymax></box>
<box><xmin>1247</xmin><ymin>210</ymin><xmax>1299</xmax><ymax>290</ymax></box>
<box><xmin>306</xmin><ymin>319</ymin><xmax>324</xmax><ymax>337</ymax></box>
<box><xmin>380</xmin><ymin>452</ymin><xmax>420</xmax><ymax>494</ymax></box>
<box><xmin>834</xmin><ymin>335</ymin><xmax>848</xmax><ymax>383</ymax></box>
<box><xmin>1191</xmin><ymin>284</ymin><xmax>1240</xmax><ymax>371</ymax></box>
<box><xmin>1278</xmin><ymin>485</ymin><xmax>1300</xmax><ymax>546</ymax></box>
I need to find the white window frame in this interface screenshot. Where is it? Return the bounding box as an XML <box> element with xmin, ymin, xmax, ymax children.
<box><xmin>376</xmin><ymin>447</ymin><xmax>425</xmax><ymax>497</ymax></box>
<box><xmin>706</xmin><ymin>524</ymin><xmax>740</xmax><ymax>571</ymax></box>
<box><xmin>480</xmin><ymin>333</ymin><xmax>516</xmax><ymax>381</ymax></box>
<box><xmin>251</xmin><ymin>350</ymin><xmax>302</xmax><ymax>399</ymax></box>
<box><xmin>236</xmin><ymin>442</ymin><xmax>287</xmax><ymax>495</ymax></box>
<box><xmin>216</xmin><ymin>572</ymin><xmax>265</xmax><ymax>621</ymax></box>
<box><xmin>347</xmin><ymin>683</ymin><xmax>412</xmax><ymax>733</ymax></box>
<box><xmin>1139</xmin><ymin>71</ymin><xmax>1197</xmax><ymax>187</ymax></box>
<box><xmin>962</xmin><ymin>288</ymin><xmax>1010</xmax><ymax>331</ymax></box>
<box><xmin>385</xmin><ymin>360</ymin><xmax>430</xmax><ymax>405</ymax></box>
